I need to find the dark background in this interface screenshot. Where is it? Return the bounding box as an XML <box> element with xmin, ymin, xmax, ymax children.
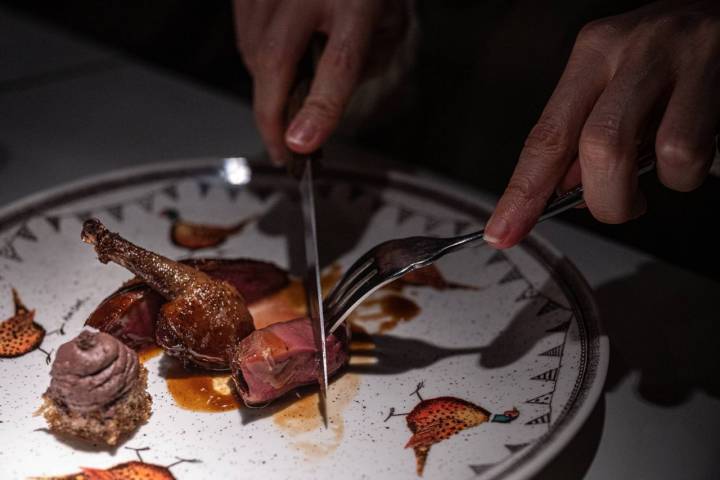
<box><xmin>3</xmin><ymin>0</ymin><xmax>718</xmax><ymax>281</ymax></box>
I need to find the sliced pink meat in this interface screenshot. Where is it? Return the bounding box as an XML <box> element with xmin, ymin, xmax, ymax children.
<box><xmin>230</xmin><ymin>317</ymin><xmax>348</xmax><ymax>406</ymax></box>
<box><xmin>84</xmin><ymin>283</ymin><xmax>163</xmax><ymax>349</ymax></box>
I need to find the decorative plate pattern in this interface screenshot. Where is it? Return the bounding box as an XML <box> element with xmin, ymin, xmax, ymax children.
<box><xmin>0</xmin><ymin>158</ymin><xmax>607</xmax><ymax>479</ymax></box>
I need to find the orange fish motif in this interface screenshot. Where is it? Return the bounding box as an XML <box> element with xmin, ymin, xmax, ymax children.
<box><xmin>35</xmin><ymin>461</ymin><xmax>175</xmax><ymax>480</ymax></box>
<box><xmin>405</xmin><ymin>397</ymin><xmax>519</xmax><ymax>476</ymax></box>
<box><xmin>161</xmin><ymin>208</ymin><xmax>255</xmax><ymax>250</ymax></box>
<box><xmin>0</xmin><ymin>289</ymin><xmax>45</xmax><ymax>358</ymax></box>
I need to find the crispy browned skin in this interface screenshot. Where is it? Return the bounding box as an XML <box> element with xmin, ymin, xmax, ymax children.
<box><xmin>85</xmin><ymin>258</ymin><xmax>290</xmax><ymax>350</ymax></box>
<box><xmin>81</xmin><ymin>219</ymin><xmax>254</xmax><ymax>370</ymax></box>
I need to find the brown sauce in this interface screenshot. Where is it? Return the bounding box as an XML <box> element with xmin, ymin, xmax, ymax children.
<box><xmin>159</xmin><ymin>263</ymin><xmax>434</xmax><ymax>414</ymax></box>
<box><xmin>162</xmin><ymin>266</ymin><xmax>345</xmax><ymax>413</ymax></box>
<box><xmin>351</xmin><ymin>293</ymin><xmax>421</xmax><ymax>333</ymax></box>
<box><xmin>137</xmin><ymin>345</ymin><xmax>162</xmax><ymax>363</ymax></box>
<box><xmin>273</xmin><ymin>373</ymin><xmax>360</xmax><ymax>458</ymax></box>
<box><xmin>251</xmin><ymin>263</ymin><xmax>433</xmax><ymax>332</ymax></box>
<box><xmin>249</xmin><ymin>264</ymin><xmax>342</xmax><ymax>329</ymax></box>
<box><xmin>283</xmin><ymin>263</ymin><xmax>343</xmax><ymax>310</ymax></box>
<box><xmin>166</xmin><ymin>371</ymin><xmax>240</xmax><ymax>412</ymax></box>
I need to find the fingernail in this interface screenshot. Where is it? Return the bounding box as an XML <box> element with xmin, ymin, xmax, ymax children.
<box><xmin>286</xmin><ymin>117</ymin><xmax>318</xmax><ymax>148</ymax></box>
<box><xmin>483</xmin><ymin>216</ymin><xmax>509</xmax><ymax>245</ymax></box>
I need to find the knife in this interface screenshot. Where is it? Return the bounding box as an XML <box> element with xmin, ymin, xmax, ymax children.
<box><xmin>285</xmin><ymin>36</ymin><xmax>329</xmax><ymax>426</ymax></box>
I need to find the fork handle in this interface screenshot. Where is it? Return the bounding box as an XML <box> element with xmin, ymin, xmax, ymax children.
<box><xmin>444</xmin><ymin>156</ymin><xmax>657</xmax><ymax>255</ymax></box>
<box><xmin>538</xmin><ymin>156</ymin><xmax>656</xmax><ymax>222</ymax></box>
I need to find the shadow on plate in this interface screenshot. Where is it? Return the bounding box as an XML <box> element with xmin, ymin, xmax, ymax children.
<box><xmin>254</xmin><ymin>172</ymin><xmax>388</xmax><ymax>276</ymax></box>
<box><xmin>597</xmin><ymin>261</ymin><xmax>720</xmax><ymax>405</ymax></box>
<box><xmin>531</xmin><ymin>396</ymin><xmax>606</xmax><ymax>480</ymax></box>
<box><xmin>33</xmin><ymin>425</ymin><xmax>141</xmax><ymax>454</ymax></box>
<box><xmin>348</xmin><ymin>333</ymin><xmax>482</xmax><ymax>375</ymax></box>
<box><xmin>347</xmin><ymin>277</ymin><xmax>571</xmax><ymax>376</ymax></box>
<box><xmin>477</xmin><ymin>281</ymin><xmax>567</xmax><ymax>370</ymax></box>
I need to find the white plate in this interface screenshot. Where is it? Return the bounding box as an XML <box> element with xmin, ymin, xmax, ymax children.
<box><xmin>0</xmin><ymin>158</ymin><xmax>607</xmax><ymax>479</ymax></box>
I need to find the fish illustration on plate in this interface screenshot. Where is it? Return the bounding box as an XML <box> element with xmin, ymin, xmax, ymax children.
<box><xmin>387</xmin><ymin>383</ymin><xmax>519</xmax><ymax>476</ymax></box>
<box><xmin>160</xmin><ymin>208</ymin><xmax>256</xmax><ymax>250</ymax></box>
<box><xmin>0</xmin><ymin>289</ymin><xmax>45</xmax><ymax>358</ymax></box>
<box><xmin>31</xmin><ymin>461</ymin><xmax>175</xmax><ymax>480</ymax></box>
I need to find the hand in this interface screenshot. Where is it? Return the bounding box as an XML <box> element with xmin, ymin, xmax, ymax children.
<box><xmin>484</xmin><ymin>0</ymin><xmax>720</xmax><ymax>248</ymax></box>
<box><xmin>233</xmin><ymin>0</ymin><xmax>408</xmax><ymax>164</ymax></box>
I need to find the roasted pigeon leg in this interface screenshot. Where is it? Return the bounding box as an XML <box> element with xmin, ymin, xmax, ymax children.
<box><xmin>81</xmin><ymin>219</ymin><xmax>254</xmax><ymax>370</ymax></box>
<box><xmin>86</xmin><ymin>258</ymin><xmax>290</xmax><ymax>350</ymax></box>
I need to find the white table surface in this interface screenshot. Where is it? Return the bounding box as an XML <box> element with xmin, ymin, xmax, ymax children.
<box><xmin>1</xmin><ymin>7</ymin><xmax>718</xmax><ymax>479</ymax></box>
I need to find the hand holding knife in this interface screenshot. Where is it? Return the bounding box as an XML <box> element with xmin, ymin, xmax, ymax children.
<box><xmin>284</xmin><ymin>36</ymin><xmax>330</xmax><ymax>426</ymax></box>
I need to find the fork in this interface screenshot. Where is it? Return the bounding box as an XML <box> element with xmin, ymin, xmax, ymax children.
<box><xmin>324</xmin><ymin>159</ymin><xmax>656</xmax><ymax>334</ymax></box>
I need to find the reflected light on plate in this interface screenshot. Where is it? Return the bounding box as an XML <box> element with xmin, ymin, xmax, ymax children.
<box><xmin>221</xmin><ymin>157</ymin><xmax>251</xmax><ymax>185</ymax></box>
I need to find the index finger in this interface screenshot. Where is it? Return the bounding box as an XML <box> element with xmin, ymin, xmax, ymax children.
<box><xmin>483</xmin><ymin>39</ymin><xmax>609</xmax><ymax>248</ymax></box>
<box><xmin>251</xmin><ymin>3</ymin><xmax>318</xmax><ymax>164</ymax></box>
<box><xmin>285</xmin><ymin>4</ymin><xmax>378</xmax><ymax>153</ymax></box>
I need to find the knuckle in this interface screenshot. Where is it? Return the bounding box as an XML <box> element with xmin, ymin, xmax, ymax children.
<box><xmin>634</xmin><ymin>13</ymin><xmax>720</xmax><ymax>45</ymax></box>
<box><xmin>523</xmin><ymin>120</ymin><xmax>570</xmax><ymax>159</ymax></box>
<box><xmin>326</xmin><ymin>37</ymin><xmax>362</xmax><ymax>75</ymax></box>
<box><xmin>648</xmin><ymin>12</ymin><xmax>703</xmax><ymax>35</ymax></box>
<box><xmin>580</xmin><ymin>121</ymin><xmax>627</xmax><ymax>170</ymax></box>
<box><xmin>504</xmin><ymin>174</ymin><xmax>537</xmax><ymax>205</ymax></box>
<box><xmin>303</xmin><ymin>96</ymin><xmax>343</xmax><ymax>124</ymax></box>
<box><xmin>656</xmin><ymin>134</ymin><xmax>705</xmax><ymax>170</ymax></box>
<box><xmin>576</xmin><ymin>19</ymin><xmax>617</xmax><ymax>49</ymax></box>
<box><xmin>255</xmin><ymin>39</ymin><xmax>286</xmax><ymax>72</ymax></box>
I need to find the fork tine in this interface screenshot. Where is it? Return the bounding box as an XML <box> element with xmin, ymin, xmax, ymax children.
<box><xmin>325</xmin><ymin>266</ymin><xmax>378</xmax><ymax>322</ymax></box>
<box><xmin>326</xmin><ymin>265</ymin><xmax>377</xmax><ymax>315</ymax></box>
<box><xmin>324</xmin><ymin>251</ymin><xmax>376</xmax><ymax>308</ymax></box>
<box><xmin>326</xmin><ymin>270</ymin><xmax>396</xmax><ymax>334</ymax></box>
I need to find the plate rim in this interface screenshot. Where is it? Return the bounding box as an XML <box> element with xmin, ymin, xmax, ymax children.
<box><xmin>0</xmin><ymin>156</ymin><xmax>608</xmax><ymax>480</ymax></box>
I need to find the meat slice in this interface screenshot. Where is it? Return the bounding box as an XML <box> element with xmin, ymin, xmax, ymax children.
<box><xmin>182</xmin><ymin>258</ymin><xmax>289</xmax><ymax>304</ymax></box>
<box><xmin>85</xmin><ymin>259</ymin><xmax>290</xmax><ymax>349</ymax></box>
<box><xmin>81</xmin><ymin>219</ymin><xmax>254</xmax><ymax>370</ymax></box>
<box><xmin>85</xmin><ymin>283</ymin><xmax>163</xmax><ymax>349</ymax></box>
<box><xmin>230</xmin><ymin>317</ymin><xmax>348</xmax><ymax>406</ymax></box>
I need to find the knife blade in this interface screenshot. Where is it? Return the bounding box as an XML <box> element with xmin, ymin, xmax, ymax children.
<box><xmin>285</xmin><ymin>36</ymin><xmax>329</xmax><ymax>426</ymax></box>
<box><xmin>298</xmin><ymin>158</ymin><xmax>329</xmax><ymax>425</ymax></box>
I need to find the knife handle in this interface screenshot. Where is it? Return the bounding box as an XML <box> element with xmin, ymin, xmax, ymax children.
<box><xmin>285</xmin><ymin>34</ymin><xmax>325</xmax><ymax>179</ymax></box>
